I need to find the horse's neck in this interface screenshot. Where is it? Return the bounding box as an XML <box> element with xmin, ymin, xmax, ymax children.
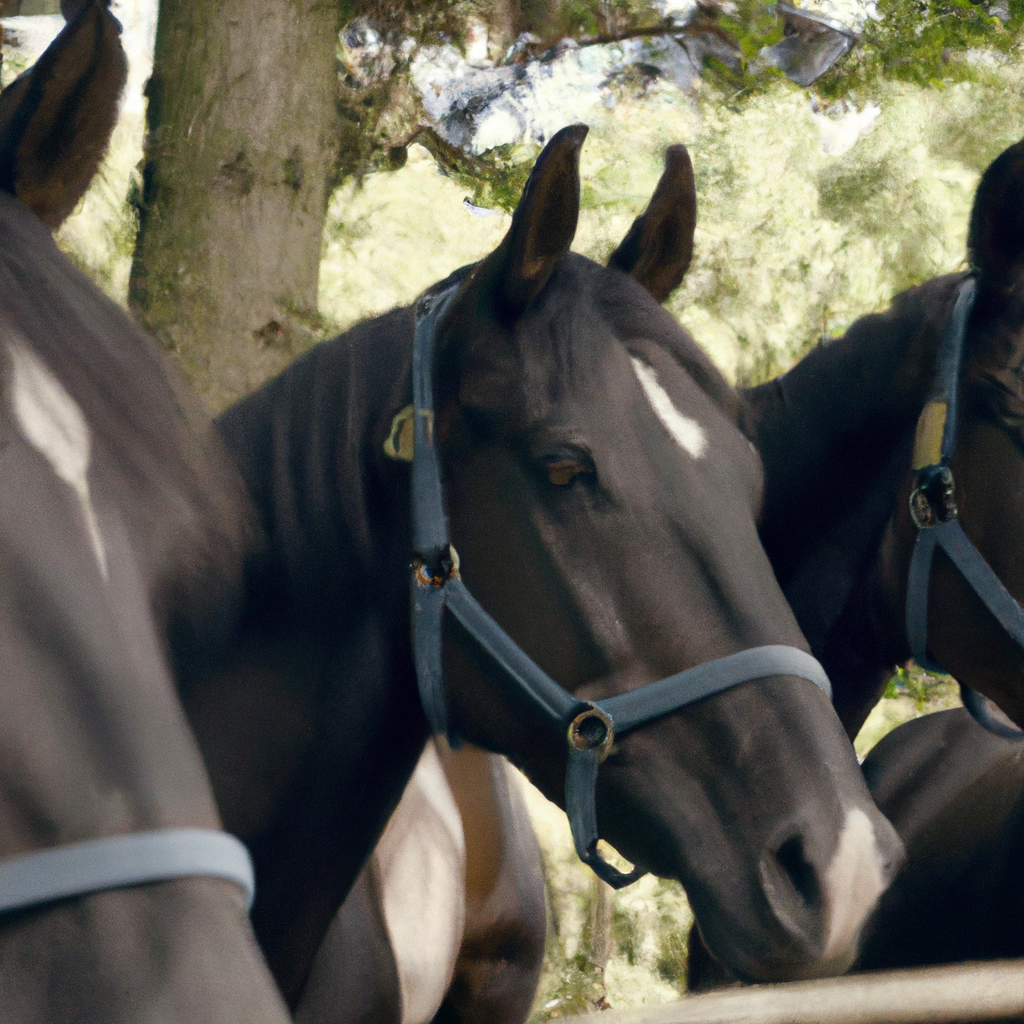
<box><xmin>207</xmin><ymin>306</ymin><xmax>434</xmax><ymax>1003</ymax></box>
<box><xmin>215</xmin><ymin>306</ymin><xmax>416</xmax><ymax>626</ymax></box>
<box><xmin>745</xmin><ymin>275</ymin><xmax>963</xmax><ymax>707</ymax></box>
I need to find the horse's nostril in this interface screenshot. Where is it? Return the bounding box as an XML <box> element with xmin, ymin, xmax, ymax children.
<box><xmin>775</xmin><ymin>834</ymin><xmax>822</xmax><ymax>911</ymax></box>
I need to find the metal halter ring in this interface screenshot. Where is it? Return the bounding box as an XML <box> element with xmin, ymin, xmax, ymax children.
<box><xmin>909</xmin><ymin>465</ymin><xmax>958</xmax><ymax>530</ymax></box>
<box><xmin>568</xmin><ymin>706</ymin><xmax>615</xmax><ymax>763</ymax></box>
<box><xmin>413</xmin><ymin>545</ymin><xmax>461</xmax><ymax>589</ymax></box>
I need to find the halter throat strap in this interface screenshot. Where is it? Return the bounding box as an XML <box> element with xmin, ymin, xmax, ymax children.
<box><xmin>408</xmin><ymin>281</ymin><xmax>832</xmax><ymax>888</ymax></box>
<box><xmin>905</xmin><ymin>275</ymin><xmax>1024</xmax><ymax>739</ymax></box>
<box><xmin>0</xmin><ymin>828</ymin><xmax>255</xmax><ymax>916</ymax></box>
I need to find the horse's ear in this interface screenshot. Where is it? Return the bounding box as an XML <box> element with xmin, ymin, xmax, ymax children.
<box><xmin>486</xmin><ymin>123</ymin><xmax>588</xmax><ymax>318</ymax></box>
<box><xmin>607</xmin><ymin>145</ymin><xmax>696</xmax><ymax>303</ymax></box>
<box><xmin>968</xmin><ymin>137</ymin><xmax>1024</xmax><ymax>287</ymax></box>
<box><xmin>0</xmin><ymin>0</ymin><xmax>126</xmax><ymax>228</ymax></box>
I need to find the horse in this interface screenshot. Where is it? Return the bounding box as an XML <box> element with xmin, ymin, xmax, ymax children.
<box><xmin>0</xmin><ymin>3</ymin><xmax>291</xmax><ymax>1021</ymax></box>
<box><xmin>689</xmin><ymin>134</ymin><xmax>1024</xmax><ymax>988</ymax></box>
<box><xmin>295</xmin><ymin>741</ymin><xmax>546</xmax><ymax>1024</ymax></box>
<box><xmin>746</xmin><ymin>134</ymin><xmax>1024</xmax><ymax>737</ymax></box>
<box><xmin>185</xmin><ymin>126</ymin><xmax>905</xmax><ymax>1011</ymax></box>
<box><xmin>856</xmin><ymin>707</ymin><xmax>1024</xmax><ymax>970</ymax></box>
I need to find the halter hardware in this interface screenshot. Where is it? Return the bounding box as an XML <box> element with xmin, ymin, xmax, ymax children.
<box><xmin>568</xmin><ymin>706</ymin><xmax>615</xmax><ymax>762</ymax></box>
<box><xmin>909</xmin><ymin>464</ymin><xmax>957</xmax><ymax>530</ymax></box>
<box><xmin>905</xmin><ymin>275</ymin><xmax>1024</xmax><ymax>739</ymax></box>
<box><xmin>414</xmin><ymin>545</ymin><xmax>460</xmax><ymax>589</ymax></box>
<box><xmin>408</xmin><ymin>275</ymin><xmax>833</xmax><ymax>887</ymax></box>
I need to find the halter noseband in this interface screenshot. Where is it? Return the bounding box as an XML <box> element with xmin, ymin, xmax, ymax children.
<box><xmin>409</xmin><ymin>280</ymin><xmax>832</xmax><ymax>888</ymax></box>
<box><xmin>906</xmin><ymin>275</ymin><xmax>1024</xmax><ymax>739</ymax></box>
<box><xmin>0</xmin><ymin>828</ymin><xmax>254</xmax><ymax>917</ymax></box>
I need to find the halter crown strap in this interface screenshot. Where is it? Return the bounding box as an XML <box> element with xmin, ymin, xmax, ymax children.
<box><xmin>408</xmin><ymin>281</ymin><xmax>832</xmax><ymax>887</ymax></box>
<box><xmin>0</xmin><ymin>829</ymin><xmax>255</xmax><ymax>915</ymax></box>
<box><xmin>905</xmin><ymin>276</ymin><xmax>1024</xmax><ymax>739</ymax></box>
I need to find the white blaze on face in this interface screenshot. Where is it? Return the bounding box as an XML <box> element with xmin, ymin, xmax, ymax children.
<box><xmin>819</xmin><ymin>807</ymin><xmax>887</xmax><ymax>971</ymax></box>
<box><xmin>375</xmin><ymin>739</ymin><xmax>467</xmax><ymax>1024</ymax></box>
<box><xmin>7</xmin><ymin>340</ymin><xmax>108</xmax><ymax>579</ymax></box>
<box><xmin>630</xmin><ymin>356</ymin><xmax>707</xmax><ymax>460</ymax></box>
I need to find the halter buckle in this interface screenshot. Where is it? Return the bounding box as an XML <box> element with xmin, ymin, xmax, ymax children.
<box><xmin>413</xmin><ymin>545</ymin><xmax>461</xmax><ymax>589</ymax></box>
<box><xmin>909</xmin><ymin>465</ymin><xmax>957</xmax><ymax>530</ymax></box>
<box><xmin>568</xmin><ymin>706</ymin><xmax>615</xmax><ymax>763</ymax></box>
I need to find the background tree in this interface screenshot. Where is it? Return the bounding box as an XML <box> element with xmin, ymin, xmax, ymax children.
<box><xmin>129</xmin><ymin>0</ymin><xmax>341</xmax><ymax>410</ymax></box>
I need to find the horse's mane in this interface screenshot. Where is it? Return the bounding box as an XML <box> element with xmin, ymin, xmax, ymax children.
<box><xmin>0</xmin><ymin>192</ymin><xmax>256</xmax><ymax>654</ymax></box>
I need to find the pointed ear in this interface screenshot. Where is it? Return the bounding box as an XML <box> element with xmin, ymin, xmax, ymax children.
<box><xmin>968</xmin><ymin>137</ymin><xmax>1024</xmax><ymax>288</ymax></box>
<box><xmin>485</xmin><ymin>123</ymin><xmax>588</xmax><ymax>319</ymax></box>
<box><xmin>608</xmin><ymin>144</ymin><xmax>696</xmax><ymax>303</ymax></box>
<box><xmin>0</xmin><ymin>0</ymin><xmax>127</xmax><ymax>228</ymax></box>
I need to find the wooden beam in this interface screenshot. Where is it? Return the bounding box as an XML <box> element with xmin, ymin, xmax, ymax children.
<box><xmin>572</xmin><ymin>960</ymin><xmax>1024</xmax><ymax>1024</ymax></box>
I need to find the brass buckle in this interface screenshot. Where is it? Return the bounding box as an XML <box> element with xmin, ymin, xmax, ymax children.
<box><xmin>568</xmin><ymin>706</ymin><xmax>615</xmax><ymax>763</ymax></box>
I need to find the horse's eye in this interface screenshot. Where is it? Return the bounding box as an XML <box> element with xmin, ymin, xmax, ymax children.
<box><xmin>546</xmin><ymin>461</ymin><xmax>588</xmax><ymax>487</ymax></box>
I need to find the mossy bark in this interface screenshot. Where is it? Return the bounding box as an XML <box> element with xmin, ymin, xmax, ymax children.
<box><xmin>130</xmin><ymin>0</ymin><xmax>341</xmax><ymax>410</ymax></box>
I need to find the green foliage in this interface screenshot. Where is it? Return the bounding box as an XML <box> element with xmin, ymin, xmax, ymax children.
<box><xmin>855</xmin><ymin>665</ymin><xmax>962</xmax><ymax>755</ymax></box>
<box><xmin>724</xmin><ymin>0</ymin><xmax>786</xmax><ymax>59</ymax></box>
<box><xmin>612</xmin><ymin>900</ymin><xmax>642</xmax><ymax>965</ymax></box>
<box><xmin>654</xmin><ymin>929</ymin><xmax>689</xmax><ymax>986</ymax></box>
<box><xmin>560</xmin><ymin>0</ymin><xmax>606</xmax><ymax>36</ymax></box>
<box><xmin>818</xmin><ymin>0</ymin><xmax>1024</xmax><ymax>99</ymax></box>
<box><xmin>539</xmin><ymin>953</ymin><xmax>608</xmax><ymax>1017</ymax></box>
<box><xmin>890</xmin><ymin>663</ymin><xmax>960</xmax><ymax>710</ymax></box>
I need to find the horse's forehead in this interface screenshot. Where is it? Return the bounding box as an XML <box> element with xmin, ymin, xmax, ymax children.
<box><xmin>629</xmin><ymin>355</ymin><xmax>708</xmax><ymax>460</ymax></box>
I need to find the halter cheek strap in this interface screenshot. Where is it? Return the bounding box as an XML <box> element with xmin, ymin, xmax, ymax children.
<box><xmin>905</xmin><ymin>276</ymin><xmax>1024</xmax><ymax>740</ymax></box>
<box><xmin>0</xmin><ymin>828</ymin><xmax>255</xmax><ymax>916</ymax></box>
<box><xmin>409</xmin><ymin>280</ymin><xmax>832</xmax><ymax>888</ymax></box>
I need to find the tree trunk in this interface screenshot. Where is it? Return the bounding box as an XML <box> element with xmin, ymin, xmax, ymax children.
<box><xmin>130</xmin><ymin>0</ymin><xmax>340</xmax><ymax>410</ymax></box>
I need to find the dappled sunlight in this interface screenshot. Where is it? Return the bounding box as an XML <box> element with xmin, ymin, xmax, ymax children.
<box><xmin>318</xmin><ymin>143</ymin><xmax>510</xmax><ymax>332</ymax></box>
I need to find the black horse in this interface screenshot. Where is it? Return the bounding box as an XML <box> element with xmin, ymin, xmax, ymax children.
<box><xmin>0</xmin><ymin>3</ymin><xmax>290</xmax><ymax>1021</ymax></box>
<box><xmin>186</xmin><ymin>128</ymin><xmax>904</xmax><ymax>1010</ymax></box>
<box><xmin>747</xmin><ymin>136</ymin><xmax>1024</xmax><ymax>736</ymax></box>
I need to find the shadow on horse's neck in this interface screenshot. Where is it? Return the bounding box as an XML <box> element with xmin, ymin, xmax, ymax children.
<box><xmin>743</xmin><ymin>274</ymin><xmax>965</xmax><ymax>732</ymax></box>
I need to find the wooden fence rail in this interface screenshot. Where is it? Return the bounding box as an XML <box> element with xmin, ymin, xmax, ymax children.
<box><xmin>568</xmin><ymin>960</ymin><xmax>1024</xmax><ymax>1024</ymax></box>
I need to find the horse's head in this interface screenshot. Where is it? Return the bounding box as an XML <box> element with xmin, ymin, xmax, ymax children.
<box><xmin>430</xmin><ymin>126</ymin><xmax>903</xmax><ymax>981</ymax></box>
<box><xmin>876</xmin><ymin>137</ymin><xmax>1024</xmax><ymax>730</ymax></box>
<box><xmin>0</xmin><ymin>10</ymin><xmax>289</xmax><ymax>1020</ymax></box>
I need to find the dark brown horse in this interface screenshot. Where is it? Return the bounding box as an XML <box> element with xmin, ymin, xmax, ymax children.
<box><xmin>855</xmin><ymin>707</ymin><xmax>1024</xmax><ymax>970</ymax></box>
<box><xmin>192</xmin><ymin>127</ymin><xmax>903</xmax><ymax>1010</ymax></box>
<box><xmin>0</xmin><ymin>3</ymin><xmax>290</xmax><ymax>1021</ymax></box>
<box><xmin>747</xmin><ymin>135</ymin><xmax>1024</xmax><ymax>736</ymax></box>
<box><xmin>686</xmin><ymin>135</ymin><xmax>1024</xmax><ymax>987</ymax></box>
